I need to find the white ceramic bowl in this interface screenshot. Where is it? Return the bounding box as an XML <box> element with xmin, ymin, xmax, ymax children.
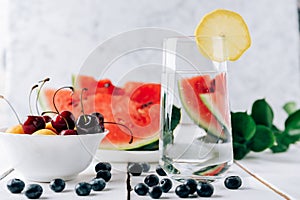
<box><xmin>0</xmin><ymin>130</ymin><xmax>108</xmax><ymax>182</ymax></box>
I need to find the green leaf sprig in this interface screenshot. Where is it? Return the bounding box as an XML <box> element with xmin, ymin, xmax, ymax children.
<box><xmin>232</xmin><ymin>99</ymin><xmax>300</xmax><ymax>160</ymax></box>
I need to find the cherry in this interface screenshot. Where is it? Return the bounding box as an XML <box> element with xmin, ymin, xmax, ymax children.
<box><xmin>42</xmin><ymin>115</ymin><xmax>52</xmax><ymax>123</ymax></box>
<box><xmin>22</xmin><ymin>79</ymin><xmax>50</xmax><ymax>134</ymax></box>
<box><xmin>60</xmin><ymin>129</ymin><xmax>78</xmax><ymax>136</ymax></box>
<box><xmin>22</xmin><ymin>116</ymin><xmax>46</xmax><ymax>134</ymax></box>
<box><xmin>91</xmin><ymin>112</ymin><xmax>105</xmax><ymax>132</ymax></box>
<box><xmin>76</xmin><ymin>88</ymin><xmax>103</xmax><ymax>135</ymax></box>
<box><xmin>51</xmin><ymin>110</ymin><xmax>75</xmax><ymax>133</ymax></box>
<box><xmin>91</xmin><ymin>112</ymin><xmax>104</xmax><ymax>123</ymax></box>
<box><xmin>48</xmin><ymin>86</ymin><xmax>75</xmax><ymax>133</ymax></box>
<box><xmin>76</xmin><ymin>114</ymin><xmax>102</xmax><ymax>134</ymax></box>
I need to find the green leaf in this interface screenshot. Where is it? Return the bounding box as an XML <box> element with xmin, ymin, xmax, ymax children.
<box><xmin>248</xmin><ymin>125</ymin><xmax>275</xmax><ymax>152</ymax></box>
<box><xmin>285</xmin><ymin>110</ymin><xmax>300</xmax><ymax>136</ymax></box>
<box><xmin>231</xmin><ymin>112</ymin><xmax>256</xmax><ymax>142</ymax></box>
<box><xmin>163</xmin><ymin>105</ymin><xmax>181</xmax><ymax>147</ymax></box>
<box><xmin>170</xmin><ymin>105</ymin><xmax>181</xmax><ymax>131</ymax></box>
<box><xmin>233</xmin><ymin>142</ymin><xmax>250</xmax><ymax>160</ymax></box>
<box><xmin>251</xmin><ymin>99</ymin><xmax>274</xmax><ymax>127</ymax></box>
<box><xmin>270</xmin><ymin>131</ymin><xmax>299</xmax><ymax>153</ymax></box>
<box><xmin>283</xmin><ymin>101</ymin><xmax>297</xmax><ymax>116</ymax></box>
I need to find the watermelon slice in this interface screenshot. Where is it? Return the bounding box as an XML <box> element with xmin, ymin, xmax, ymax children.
<box><xmin>178</xmin><ymin>73</ymin><xmax>229</xmax><ymax>140</ymax></box>
<box><xmin>199</xmin><ymin>73</ymin><xmax>231</xmax><ymax>129</ymax></box>
<box><xmin>40</xmin><ymin>76</ymin><xmax>161</xmax><ymax>150</ymax></box>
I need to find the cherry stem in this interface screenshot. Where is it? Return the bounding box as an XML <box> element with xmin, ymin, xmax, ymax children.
<box><xmin>0</xmin><ymin>95</ymin><xmax>22</xmax><ymax>125</ymax></box>
<box><xmin>103</xmin><ymin>122</ymin><xmax>133</xmax><ymax>144</ymax></box>
<box><xmin>53</xmin><ymin>86</ymin><xmax>74</xmax><ymax>114</ymax></box>
<box><xmin>80</xmin><ymin>88</ymin><xmax>88</xmax><ymax>123</ymax></box>
<box><xmin>41</xmin><ymin>111</ymin><xmax>58</xmax><ymax>115</ymax></box>
<box><xmin>29</xmin><ymin>85</ymin><xmax>39</xmax><ymax>115</ymax></box>
<box><xmin>35</xmin><ymin>78</ymin><xmax>50</xmax><ymax>115</ymax></box>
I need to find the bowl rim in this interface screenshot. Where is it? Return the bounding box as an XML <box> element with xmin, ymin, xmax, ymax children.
<box><xmin>0</xmin><ymin>129</ymin><xmax>109</xmax><ymax>137</ymax></box>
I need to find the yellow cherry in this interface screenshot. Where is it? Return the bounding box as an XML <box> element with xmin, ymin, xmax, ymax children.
<box><xmin>5</xmin><ymin>124</ymin><xmax>25</xmax><ymax>134</ymax></box>
<box><xmin>32</xmin><ymin>129</ymin><xmax>57</xmax><ymax>136</ymax></box>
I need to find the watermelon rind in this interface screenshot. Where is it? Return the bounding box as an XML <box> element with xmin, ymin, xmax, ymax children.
<box><xmin>178</xmin><ymin>79</ymin><xmax>228</xmax><ymax>141</ymax></box>
<box><xmin>199</xmin><ymin>94</ymin><xmax>230</xmax><ymax>133</ymax></box>
<box><xmin>101</xmin><ymin>136</ymin><xmax>159</xmax><ymax>151</ymax></box>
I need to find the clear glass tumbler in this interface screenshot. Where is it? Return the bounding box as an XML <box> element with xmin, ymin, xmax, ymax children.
<box><xmin>159</xmin><ymin>36</ymin><xmax>233</xmax><ymax>181</ymax></box>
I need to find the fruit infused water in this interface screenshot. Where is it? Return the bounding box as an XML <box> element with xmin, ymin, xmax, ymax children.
<box><xmin>159</xmin><ymin>36</ymin><xmax>233</xmax><ymax>181</ymax></box>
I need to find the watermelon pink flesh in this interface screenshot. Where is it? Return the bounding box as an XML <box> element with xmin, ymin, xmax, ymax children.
<box><xmin>179</xmin><ymin>74</ymin><xmax>228</xmax><ymax>140</ymax></box>
<box><xmin>41</xmin><ymin>80</ymin><xmax>161</xmax><ymax>150</ymax></box>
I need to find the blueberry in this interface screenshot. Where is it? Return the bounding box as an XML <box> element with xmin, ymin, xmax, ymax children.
<box><xmin>175</xmin><ymin>184</ymin><xmax>190</xmax><ymax>198</ymax></box>
<box><xmin>128</xmin><ymin>163</ymin><xmax>143</xmax><ymax>176</ymax></box>
<box><xmin>75</xmin><ymin>182</ymin><xmax>92</xmax><ymax>196</ymax></box>
<box><xmin>7</xmin><ymin>178</ymin><xmax>25</xmax><ymax>194</ymax></box>
<box><xmin>49</xmin><ymin>178</ymin><xmax>65</xmax><ymax>192</ymax></box>
<box><xmin>24</xmin><ymin>184</ymin><xmax>43</xmax><ymax>199</ymax></box>
<box><xmin>90</xmin><ymin>178</ymin><xmax>106</xmax><ymax>191</ymax></box>
<box><xmin>134</xmin><ymin>183</ymin><xmax>149</xmax><ymax>196</ymax></box>
<box><xmin>148</xmin><ymin>185</ymin><xmax>162</xmax><ymax>199</ymax></box>
<box><xmin>155</xmin><ymin>165</ymin><xmax>167</xmax><ymax>176</ymax></box>
<box><xmin>144</xmin><ymin>174</ymin><xmax>159</xmax><ymax>187</ymax></box>
<box><xmin>183</xmin><ymin>179</ymin><xmax>197</xmax><ymax>194</ymax></box>
<box><xmin>140</xmin><ymin>162</ymin><xmax>151</xmax><ymax>172</ymax></box>
<box><xmin>196</xmin><ymin>182</ymin><xmax>214</xmax><ymax>197</ymax></box>
<box><xmin>95</xmin><ymin>162</ymin><xmax>112</xmax><ymax>172</ymax></box>
<box><xmin>159</xmin><ymin>178</ymin><xmax>172</xmax><ymax>193</ymax></box>
<box><xmin>224</xmin><ymin>176</ymin><xmax>242</xmax><ymax>189</ymax></box>
<box><xmin>96</xmin><ymin>170</ymin><xmax>112</xmax><ymax>182</ymax></box>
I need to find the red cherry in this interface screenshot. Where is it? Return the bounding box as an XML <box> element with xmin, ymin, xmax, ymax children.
<box><xmin>60</xmin><ymin>129</ymin><xmax>77</xmax><ymax>136</ymax></box>
<box><xmin>42</xmin><ymin>115</ymin><xmax>52</xmax><ymax>123</ymax></box>
<box><xmin>51</xmin><ymin>111</ymin><xmax>75</xmax><ymax>133</ymax></box>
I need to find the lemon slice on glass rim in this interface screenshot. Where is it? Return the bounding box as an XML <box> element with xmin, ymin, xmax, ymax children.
<box><xmin>194</xmin><ymin>9</ymin><xmax>251</xmax><ymax>62</ymax></box>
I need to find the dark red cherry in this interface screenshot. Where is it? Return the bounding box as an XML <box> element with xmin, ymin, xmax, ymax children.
<box><xmin>42</xmin><ymin>115</ymin><xmax>52</xmax><ymax>123</ymax></box>
<box><xmin>51</xmin><ymin>111</ymin><xmax>75</xmax><ymax>132</ymax></box>
<box><xmin>60</xmin><ymin>129</ymin><xmax>78</xmax><ymax>136</ymax></box>
<box><xmin>22</xmin><ymin>116</ymin><xmax>46</xmax><ymax>134</ymax></box>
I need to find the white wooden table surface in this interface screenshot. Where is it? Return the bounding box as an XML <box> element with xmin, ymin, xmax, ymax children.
<box><xmin>0</xmin><ymin>145</ymin><xmax>299</xmax><ymax>200</ymax></box>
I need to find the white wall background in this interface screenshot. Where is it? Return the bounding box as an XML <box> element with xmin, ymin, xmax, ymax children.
<box><xmin>0</xmin><ymin>0</ymin><xmax>299</xmax><ymax>128</ymax></box>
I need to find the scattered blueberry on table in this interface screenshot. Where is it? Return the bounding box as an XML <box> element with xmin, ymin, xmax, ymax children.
<box><xmin>96</xmin><ymin>169</ymin><xmax>112</xmax><ymax>182</ymax></box>
<box><xmin>144</xmin><ymin>174</ymin><xmax>160</xmax><ymax>187</ymax></box>
<box><xmin>7</xmin><ymin>178</ymin><xmax>25</xmax><ymax>194</ymax></box>
<box><xmin>128</xmin><ymin>162</ymin><xmax>143</xmax><ymax>176</ymax></box>
<box><xmin>134</xmin><ymin>183</ymin><xmax>149</xmax><ymax>196</ymax></box>
<box><xmin>159</xmin><ymin>178</ymin><xmax>173</xmax><ymax>193</ymax></box>
<box><xmin>155</xmin><ymin>165</ymin><xmax>167</xmax><ymax>176</ymax></box>
<box><xmin>148</xmin><ymin>185</ymin><xmax>163</xmax><ymax>199</ymax></box>
<box><xmin>183</xmin><ymin>178</ymin><xmax>197</xmax><ymax>194</ymax></box>
<box><xmin>75</xmin><ymin>182</ymin><xmax>92</xmax><ymax>196</ymax></box>
<box><xmin>196</xmin><ymin>182</ymin><xmax>214</xmax><ymax>197</ymax></box>
<box><xmin>49</xmin><ymin>178</ymin><xmax>65</xmax><ymax>193</ymax></box>
<box><xmin>224</xmin><ymin>175</ymin><xmax>242</xmax><ymax>190</ymax></box>
<box><xmin>175</xmin><ymin>184</ymin><xmax>190</xmax><ymax>198</ymax></box>
<box><xmin>90</xmin><ymin>178</ymin><xmax>106</xmax><ymax>191</ymax></box>
<box><xmin>141</xmin><ymin>162</ymin><xmax>151</xmax><ymax>172</ymax></box>
<box><xmin>95</xmin><ymin>162</ymin><xmax>112</xmax><ymax>172</ymax></box>
<box><xmin>24</xmin><ymin>184</ymin><xmax>43</xmax><ymax>199</ymax></box>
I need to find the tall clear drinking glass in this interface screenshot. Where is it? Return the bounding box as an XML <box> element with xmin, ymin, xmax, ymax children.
<box><xmin>160</xmin><ymin>36</ymin><xmax>233</xmax><ymax>181</ymax></box>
